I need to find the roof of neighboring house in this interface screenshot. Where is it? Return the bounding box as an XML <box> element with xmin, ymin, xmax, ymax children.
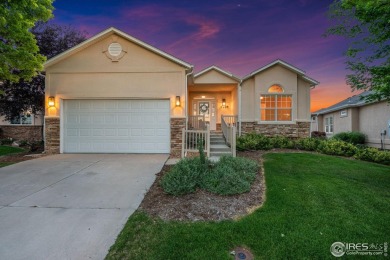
<box><xmin>194</xmin><ymin>65</ymin><xmax>241</xmax><ymax>82</ymax></box>
<box><xmin>313</xmin><ymin>91</ymin><xmax>374</xmax><ymax>115</ymax></box>
<box><xmin>44</xmin><ymin>27</ymin><xmax>193</xmax><ymax>69</ymax></box>
<box><xmin>242</xmin><ymin>59</ymin><xmax>319</xmax><ymax>86</ymax></box>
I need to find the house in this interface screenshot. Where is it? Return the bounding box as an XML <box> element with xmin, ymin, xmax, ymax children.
<box><xmin>43</xmin><ymin>27</ymin><xmax>318</xmax><ymax>156</ymax></box>
<box><xmin>312</xmin><ymin>91</ymin><xmax>390</xmax><ymax>149</ymax></box>
<box><xmin>0</xmin><ymin>114</ymin><xmax>44</xmax><ymax>142</ymax></box>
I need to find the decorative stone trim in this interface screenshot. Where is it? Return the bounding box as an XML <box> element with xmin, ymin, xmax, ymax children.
<box><xmin>241</xmin><ymin>121</ymin><xmax>310</xmax><ymax>138</ymax></box>
<box><xmin>44</xmin><ymin>117</ymin><xmax>60</xmax><ymax>154</ymax></box>
<box><xmin>0</xmin><ymin>125</ymin><xmax>43</xmax><ymax>142</ymax></box>
<box><xmin>170</xmin><ymin>118</ymin><xmax>185</xmax><ymax>158</ymax></box>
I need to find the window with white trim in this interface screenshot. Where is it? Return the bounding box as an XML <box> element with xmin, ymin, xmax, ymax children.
<box><xmin>325</xmin><ymin>116</ymin><xmax>333</xmax><ymax>133</ymax></box>
<box><xmin>11</xmin><ymin>115</ymin><xmax>33</xmax><ymax>125</ymax></box>
<box><xmin>260</xmin><ymin>85</ymin><xmax>292</xmax><ymax>121</ymax></box>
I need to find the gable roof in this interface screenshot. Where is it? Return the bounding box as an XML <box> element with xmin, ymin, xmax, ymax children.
<box><xmin>242</xmin><ymin>59</ymin><xmax>319</xmax><ymax>86</ymax></box>
<box><xmin>313</xmin><ymin>91</ymin><xmax>374</xmax><ymax>115</ymax></box>
<box><xmin>44</xmin><ymin>27</ymin><xmax>193</xmax><ymax>69</ymax></box>
<box><xmin>194</xmin><ymin>65</ymin><xmax>241</xmax><ymax>82</ymax></box>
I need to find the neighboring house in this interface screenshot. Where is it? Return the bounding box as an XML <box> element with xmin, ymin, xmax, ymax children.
<box><xmin>312</xmin><ymin>91</ymin><xmax>390</xmax><ymax>149</ymax></box>
<box><xmin>43</xmin><ymin>27</ymin><xmax>318</xmax><ymax>156</ymax></box>
<box><xmin>0</xmin><ymin>114</ymin><xmax>44</xmax><ymax>142</ymax></box>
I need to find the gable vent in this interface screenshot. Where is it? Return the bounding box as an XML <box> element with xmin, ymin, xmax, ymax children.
<box><xmin>108</xmin><ymin>42</ymin><xmax>122</xmax><ymax>56</ymax></box>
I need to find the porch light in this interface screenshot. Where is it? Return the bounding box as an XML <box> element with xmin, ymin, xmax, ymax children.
<box><xmin>175</xmin><ymin>96</ymin><xmax>181</xmax><ymax>107</ymax></box>
<box><xmin>48</xmin><ymin>96</ymin><xmax>55</xmax><ymax>107</ymax></box>
<box><xmin>222</xmin><ymin>98</ymin><xmax>227</xmax><ymax>108</ymax></box>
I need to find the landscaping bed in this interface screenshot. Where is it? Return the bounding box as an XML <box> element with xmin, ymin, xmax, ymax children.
<box><xmin>0</xmin><ymin>145</ymin><xmax>45</xmax><ymax>167</ymax></box>
<box><xmin>139</xmin><ymin>151</ymin><xmax>266</xmax><ymax>221</ymax></box>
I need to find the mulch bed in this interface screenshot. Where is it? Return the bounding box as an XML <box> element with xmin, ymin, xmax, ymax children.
<box><xmin>139</xmin><ymin>151</ymin><xmax>268</xmax><ymax>221</ymax></box>
<box><xmin>0</xmin><ymin>147</ymin><xmax>46</xmax><ymax>164</ymax></box>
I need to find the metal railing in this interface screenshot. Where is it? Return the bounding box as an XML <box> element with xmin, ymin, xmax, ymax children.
<box><xmin>188</xmin><ymin>115</ymin><xmax>206</xmax><ymax>130</ymax></box>
<box><xmin>181</xmin><ymin>124</ymin><xmax>210</xmax><ymax>158</ymax></box>
<box><xmin>221</xmin><ymin>115</ymin><xmax>237</xmax><ymax>157</ymax></box>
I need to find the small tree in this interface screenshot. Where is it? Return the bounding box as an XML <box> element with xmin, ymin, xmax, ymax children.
<box><xmin>0</xmin><ymin>0</ymin><xmax>54</xmax><ymax>82</ymax></box>
<box><xmin>326</xmin><ymin>0</ymin><xmax>390</xmax><ymax>103</ymax></box>
<box><xmin>0</xmin><ymin>23</ymin><xmax>87</xmax><ymax>121</ymax></box>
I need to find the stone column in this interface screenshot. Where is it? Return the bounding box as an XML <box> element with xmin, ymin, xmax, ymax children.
<box><xmin>170</xmin><ymin>118</ymin><xmax>186</xmax><ymax>158</ymax></box>
<box><xmin>44</xmin><ymin>117</ymin><xmax>60</xmax><ymax>154</ymax></box>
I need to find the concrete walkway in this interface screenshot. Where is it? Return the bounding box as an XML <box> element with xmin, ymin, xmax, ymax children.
<box><xmin>0</xmin><ymin>154</ymin><xmax>168</xmax><ymax>260</ymax></box>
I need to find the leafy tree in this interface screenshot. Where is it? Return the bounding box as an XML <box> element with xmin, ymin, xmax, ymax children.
<box><xmin>0</xmin><ymin>0</ymin><xmax>54</xmax><ymax>82</ymax></box>
<box><xmin>326</xmin><ymin>0</ymin><xmax>390</xmax><ymax>102</ymax></box>
<box><xmin>0</xmin><ymin>23</ymin><xmax>87</xmax><ymax>121</ymax></box>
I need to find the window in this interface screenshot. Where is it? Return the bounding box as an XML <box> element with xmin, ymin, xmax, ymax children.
<box><xmin>11</xmin><ymin>115</ymin><xmax>33</xmax><ymax>125</ymax></box>
<box><xmin>325</xmin><ymin>116</ymin><xmax>333</xmax><ymax>133</ymax></box>
<box><xmin>260</xmin><ymin>85</ymin><xmax>292</xmax><ymax>121</ymax></box>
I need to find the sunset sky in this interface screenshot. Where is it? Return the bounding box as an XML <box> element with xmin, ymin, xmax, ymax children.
<box><xmin>51</xmin><ymin>0</ymin><xmax>355</xmax><ymax>112</ymax></box>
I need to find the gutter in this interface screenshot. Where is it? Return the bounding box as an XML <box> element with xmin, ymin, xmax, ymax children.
<box><xmin>238</xmin><ymin>80</ymin><xmax>243</xmax><ymax>136</ymax></box>
<box><xmin>185</xmin><ymin>67</ymin><xmax>194</xmax><ymax>130</ymax></box>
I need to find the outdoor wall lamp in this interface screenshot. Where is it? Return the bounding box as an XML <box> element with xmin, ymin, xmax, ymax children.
<box><xmin>48</xmin><ymin>96</ymin><xmax>55</xmax><ymax>107</ymax></box>
<box><xmin>221</xmin><ymin>98</ymin><xmax>228</xmax><ymax>109</ymax></box>
<box><xmin>175</xmin><ymin>96</ymin><xmax>181</xmax><ymax>107</ymax></box>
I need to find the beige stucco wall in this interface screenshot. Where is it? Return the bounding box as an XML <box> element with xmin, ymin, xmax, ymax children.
<box><xmin>45</xmin><ymin>32</ymin><xmax>187</xmax><ymax>118</ymax></box>
<box><xmin>194</xmin><ymin>70</ymin><xmax>238</xmax><ymax>84</ymax></box>
<box><xmin>241</xmin><ymin>65</ymin><xmax>311</xmax><ymax>123</ymax></box>
<box><xmin>358</xmin><ymin>101</ymin><xmax>390</xmax><ymax>148</ymax></box>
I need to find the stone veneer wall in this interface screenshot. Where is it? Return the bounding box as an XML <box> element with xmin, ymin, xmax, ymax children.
<box><xmin>170</xmin><ymin>118</ymin><xmax>186</xmax><ymax>158</ymax></box>
<box><xmin>0</xmin><ymin>125</ymin><xmax>43</xmax><ymax>142</ymax></box>
<box><xmin>45</xmin><ymin>117</ymin><xmax>60</xmax><ymax>154</ymax></box>
<box><xmin>241</xmin><ymin>121</ymin><xmax>310</xmax><ymax>138</ymax></box>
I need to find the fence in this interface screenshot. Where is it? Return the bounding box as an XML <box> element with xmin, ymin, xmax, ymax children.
<box><xmin>181</xmin><ymin>124</ymin><xmax>210</xmax><ymax>158</ymax></box>
<box><xmin>188</xmin><ymin>115</ymin><xmax>206</xmax><ymax>130</ymax></box>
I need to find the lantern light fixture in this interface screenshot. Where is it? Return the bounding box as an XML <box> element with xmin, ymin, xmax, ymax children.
<box><xmin>175</xmin><ymin>96</ymin><xmax>181</xmax><ymax>107</ymax></box>
<box><xmin>48</xmin><ymin>96</ymin><xmax>55</xmax><ymax>107</ymax></box>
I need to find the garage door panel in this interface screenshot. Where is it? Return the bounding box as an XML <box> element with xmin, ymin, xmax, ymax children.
<box><xmin>63</xmin><ymin>99</ymin><xmax>170</xmax><ymax>153</ymax></box>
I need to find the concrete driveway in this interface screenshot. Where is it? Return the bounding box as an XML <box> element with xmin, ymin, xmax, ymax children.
<box><xmin>0</xmin><ymin>154</ymin><xmax>168</xmax><ymax>260</ymax></box>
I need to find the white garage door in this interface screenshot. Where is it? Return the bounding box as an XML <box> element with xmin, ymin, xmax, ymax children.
<box><xmin>63</xmin><ymin>99</ymin><xmax>170</xmax><ymax>153</ymax></box>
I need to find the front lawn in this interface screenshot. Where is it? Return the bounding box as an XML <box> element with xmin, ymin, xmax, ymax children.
<box><xmin>0</xmin><ymin>145</ymin><xmax>25</xmax><ymax>156</ymax></box>
<box><xmin>106</xmin><ymin>153</ymin><xmax>390</xmax><ymax>259</ymax></box>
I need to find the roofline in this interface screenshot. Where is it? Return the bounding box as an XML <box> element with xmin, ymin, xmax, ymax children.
<box><xmin>302</xmin><ymin>75</ymin><xmax>319</xmax><ymax>86</ymax></box>
<box><xmin>194</xmin><ymin>65</ymin><xmax>241</xmax><ymax>82</ymax></box>
<box><xmin>44</xmin><ymin>27</ymin><xmax>193</xmax><ymax>69</ymax></box>
<box><xmin>242</xmin><ymin>59</ymin><xmax>306</xmax><ymax>81</ymax></box>
<box><xmin>312</xmin><ymin>100</ymin><xmax>379</xmax><ymax>115</ymax></box>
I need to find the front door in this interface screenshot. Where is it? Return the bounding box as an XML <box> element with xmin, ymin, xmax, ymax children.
<box><xmin>197</xmin><ymin>100</ymin><xmax>216</xmax><ymax>130</ymax></box>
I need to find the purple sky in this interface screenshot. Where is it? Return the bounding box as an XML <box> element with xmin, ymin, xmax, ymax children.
<box><xmin>51</xmin><ymin>0</ymin><xmax>355</xmax><ymax>112</ymax></box>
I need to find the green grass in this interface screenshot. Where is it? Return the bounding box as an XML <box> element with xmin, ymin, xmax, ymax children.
<box><xmin>0</xmin><ymin>145</ymin><xmax>25</xmax><ymax>156</ymax></box>
<box><xmin>106</xmin><ymin>153</ymin><xmax>390</xmax><ymax>259</ymax></box>
<box><xmin>0</xmin><ymin>162</ymin><xmax>14</xmax><ymax>168</ymax></box>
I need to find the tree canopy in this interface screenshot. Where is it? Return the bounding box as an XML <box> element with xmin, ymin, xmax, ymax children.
<box><xmin>326</xmin><ymin>0</ymin><xmax>390</xmax><ymax>102</ymax></box>
<box><xmin>0</xmin><ymin>0</ymin><xmax>54</xmax><ymax>82</ymax></box>
<box><xmin>0</xmin><ymin>22</ymin><xmax>87</xmax><ymax>121</ymax></box>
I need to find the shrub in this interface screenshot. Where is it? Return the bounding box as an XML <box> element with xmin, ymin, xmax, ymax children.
<box><xmin>311</xmin><ymin>131</ymin><xmax>326</xmax><ymax>139</ymax></box>
<box><xmin>237</xmin><ymin>132</ymin><xmax>272</xmax><ymax>151</ymax></box>
<box><xmin>296</xmin><ymin>138</ymin><xmax>322</xmax><ymax>151</ymax></box>
<box><xmin>160</xmin><ymin>157</ymin><xmax>207</xmax><ymax>196</ymax></box>
<box><xmin>201</xmin><ymin>156</ymin><xmax>258</xmax><ymax>195</ymax></box>
<box><xmin>317</xmin><ymin>139</ymin><xmax>357</xmax><ymax>157</ymax></box>
<box><xmin>332</xmin><ymin>131</ymin><xmax>366</xmax><ymax>145</ymax></box>
<box><xmin>270</xmin><ymin>136</ymin><xmax>296</xmax><ymax>149</ymax></box>
<box><xmin>354</xmin><ymin>147</ymin><xmax>390</xmax><ymax>165</ymax></box>
<box><xmin>0</xmin><ymin>137</ymin><xmax>13</xmax><ymax>145</ymax></box>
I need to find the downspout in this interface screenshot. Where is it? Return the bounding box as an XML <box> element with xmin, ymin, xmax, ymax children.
<box><xmin>185</xmin><ymin>66</ymin><xmax>194</xmax><ymax>130</ymax></box>
<box><xmin>238</xmin><ymin>80</ymin><xmax>242</xmax><ymax>136</ymax></box>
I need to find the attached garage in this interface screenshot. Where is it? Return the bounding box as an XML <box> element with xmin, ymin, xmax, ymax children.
<box><xmin>62</xmin><ymin>99</ymin><xmax>170</xmax><ymax>153</ymax></box>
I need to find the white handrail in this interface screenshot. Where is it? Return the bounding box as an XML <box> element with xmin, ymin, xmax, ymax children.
<box><xmin>188</xmin><ymin>115</ymin><xmax>206</xmax><ymax>130</ymax></box>
<box><xmin>221</xmin><ymin>115</ymin><xmax>237</xmax><ymax>157</ymax></box>
<box><xmin>181</xmin><ymin>124</ymin><xmax>210</xmax><ymax>158</ymax></box>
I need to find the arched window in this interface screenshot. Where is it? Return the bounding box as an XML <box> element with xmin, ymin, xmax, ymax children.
<box><xmin>268</xmin><ymin>85</ymin><xmax>284</xmax><ymax>93</ymax></box>
<box><xmin>260</xmin><ymin>85</ymin><xmax>292</xmax><ymax>121</ymax></box>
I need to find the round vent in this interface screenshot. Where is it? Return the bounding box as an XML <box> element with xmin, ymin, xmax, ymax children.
<box><xmin>108</xmin><ymin>42</ymin><xmax>122</xmax><ymax>57</ymax></box>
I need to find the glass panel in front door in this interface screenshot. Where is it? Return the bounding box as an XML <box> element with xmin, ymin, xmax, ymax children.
<box><xmin>198</xmin><ymin>101</ymin><xmax>210</xmax><ymax>121</ymax></box>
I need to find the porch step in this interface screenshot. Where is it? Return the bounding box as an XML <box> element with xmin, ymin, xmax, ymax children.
<box><xmin>210</xmin><ymin>144</ymin><xmax>231</xmax><ymax>152</ymax></box>
<box><xmin>210</xmin><ymin>151</ymin><xmax>232</xmax><ymax>157</ymax></box>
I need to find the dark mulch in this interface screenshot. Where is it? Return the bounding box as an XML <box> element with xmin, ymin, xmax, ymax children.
<box><xmin>139</xmin><ymin>151</ymin><xmax>267</xmax><ymax>221</ymax></box>
<box><xmin>0</xmin><ymin>147</ymin><xmax>46</xmax><ymax>164</ymax></box>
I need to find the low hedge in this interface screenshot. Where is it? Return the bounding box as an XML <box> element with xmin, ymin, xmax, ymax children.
<box><xmin>161</xmin><ymin>156</ymin><xmax>258</xmax><ymax>196</ymax></box>
<box><xmin>237</xmin><ymin>132</ymin><xmax>390</xmax><ymax>165</ymax></box>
